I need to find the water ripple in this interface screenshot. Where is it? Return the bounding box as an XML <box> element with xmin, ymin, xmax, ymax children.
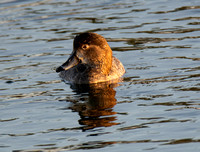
<box><xmin>0</xmin><ymin>0</ymin><xmax>200</xmax><ymax>151</ymax></box>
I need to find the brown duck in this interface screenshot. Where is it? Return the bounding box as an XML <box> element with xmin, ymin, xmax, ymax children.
<box><xmin>56</xmin><ymin>32</ymin><xmax>125</xmax><ymax>84</ymax></box>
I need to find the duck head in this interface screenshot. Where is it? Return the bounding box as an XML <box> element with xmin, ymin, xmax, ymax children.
<box><xmin>56</xmin><ymin>32</ymin><xmax>112</xmax><ymax>75</ymax></box>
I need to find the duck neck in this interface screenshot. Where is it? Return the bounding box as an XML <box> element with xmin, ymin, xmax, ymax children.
<box><xmin>97</xmin><ymin>55</ymin><xmax>112</xmax><ymax>76</ymax></box>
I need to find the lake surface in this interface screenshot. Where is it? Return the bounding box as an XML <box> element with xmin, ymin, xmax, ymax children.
<box><xmin>0</xmin><ymin>0</ymin><xmax>200</xmax><ymax>151</ymax></box>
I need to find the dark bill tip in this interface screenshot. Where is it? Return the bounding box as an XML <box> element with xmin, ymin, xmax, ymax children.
<box><xmin>56</xmin><ymin>66</ymin><xmax>64</xmax><ymax>73</ymax></box>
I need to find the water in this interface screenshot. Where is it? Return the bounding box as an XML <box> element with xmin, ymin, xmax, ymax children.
<box><xmin>0</xmin><ymin>0</ymin><xmax>200</xmax><ymax>151</ymax></box>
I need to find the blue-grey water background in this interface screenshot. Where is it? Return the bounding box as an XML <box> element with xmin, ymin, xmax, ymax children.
<box><xmin>0</xmin><ymin>0</ymin><xmax>200</xmax><ymax>151</ymax></box>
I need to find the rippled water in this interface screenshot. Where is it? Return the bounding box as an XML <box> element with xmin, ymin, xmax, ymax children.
<box><xmin>0</xmin><ymin>0</ymin><xmax>200</xmax><ymax>151</ymax></box>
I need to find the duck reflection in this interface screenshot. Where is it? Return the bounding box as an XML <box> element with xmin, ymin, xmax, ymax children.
<box><xmin>68</xmin><ymin>82</ymin><xmax>120</xmax><ymax>131</ymax></box>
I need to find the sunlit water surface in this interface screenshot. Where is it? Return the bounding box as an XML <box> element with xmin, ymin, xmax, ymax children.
<box><xmin>0</xmin><ymin>0</ymin><xmax>200</xmax><ymax>151</ymax></box>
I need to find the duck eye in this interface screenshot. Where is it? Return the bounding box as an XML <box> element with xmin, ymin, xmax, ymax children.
<box><xmin>82</xmin><ymin>44</ymin><xmax>88</xmax><ymax>50</ymax></box>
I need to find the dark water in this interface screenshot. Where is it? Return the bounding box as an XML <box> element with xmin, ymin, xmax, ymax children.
<box><xmin>0</xmin><ymin>0</ymin><xmax>200</xmax><ymax>151</ymax></box>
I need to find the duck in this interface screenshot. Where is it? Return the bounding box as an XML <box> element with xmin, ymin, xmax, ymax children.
<box><xmin>56</xmin><ymin>32</ymin><xmax>125</xmax><ymax>84</ymax></box>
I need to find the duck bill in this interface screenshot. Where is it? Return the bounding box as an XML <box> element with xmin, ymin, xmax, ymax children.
<box><xmin>56</xmin><ymin>53</ymin><xmax>79</xmax><ymax>72</ymax></box>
